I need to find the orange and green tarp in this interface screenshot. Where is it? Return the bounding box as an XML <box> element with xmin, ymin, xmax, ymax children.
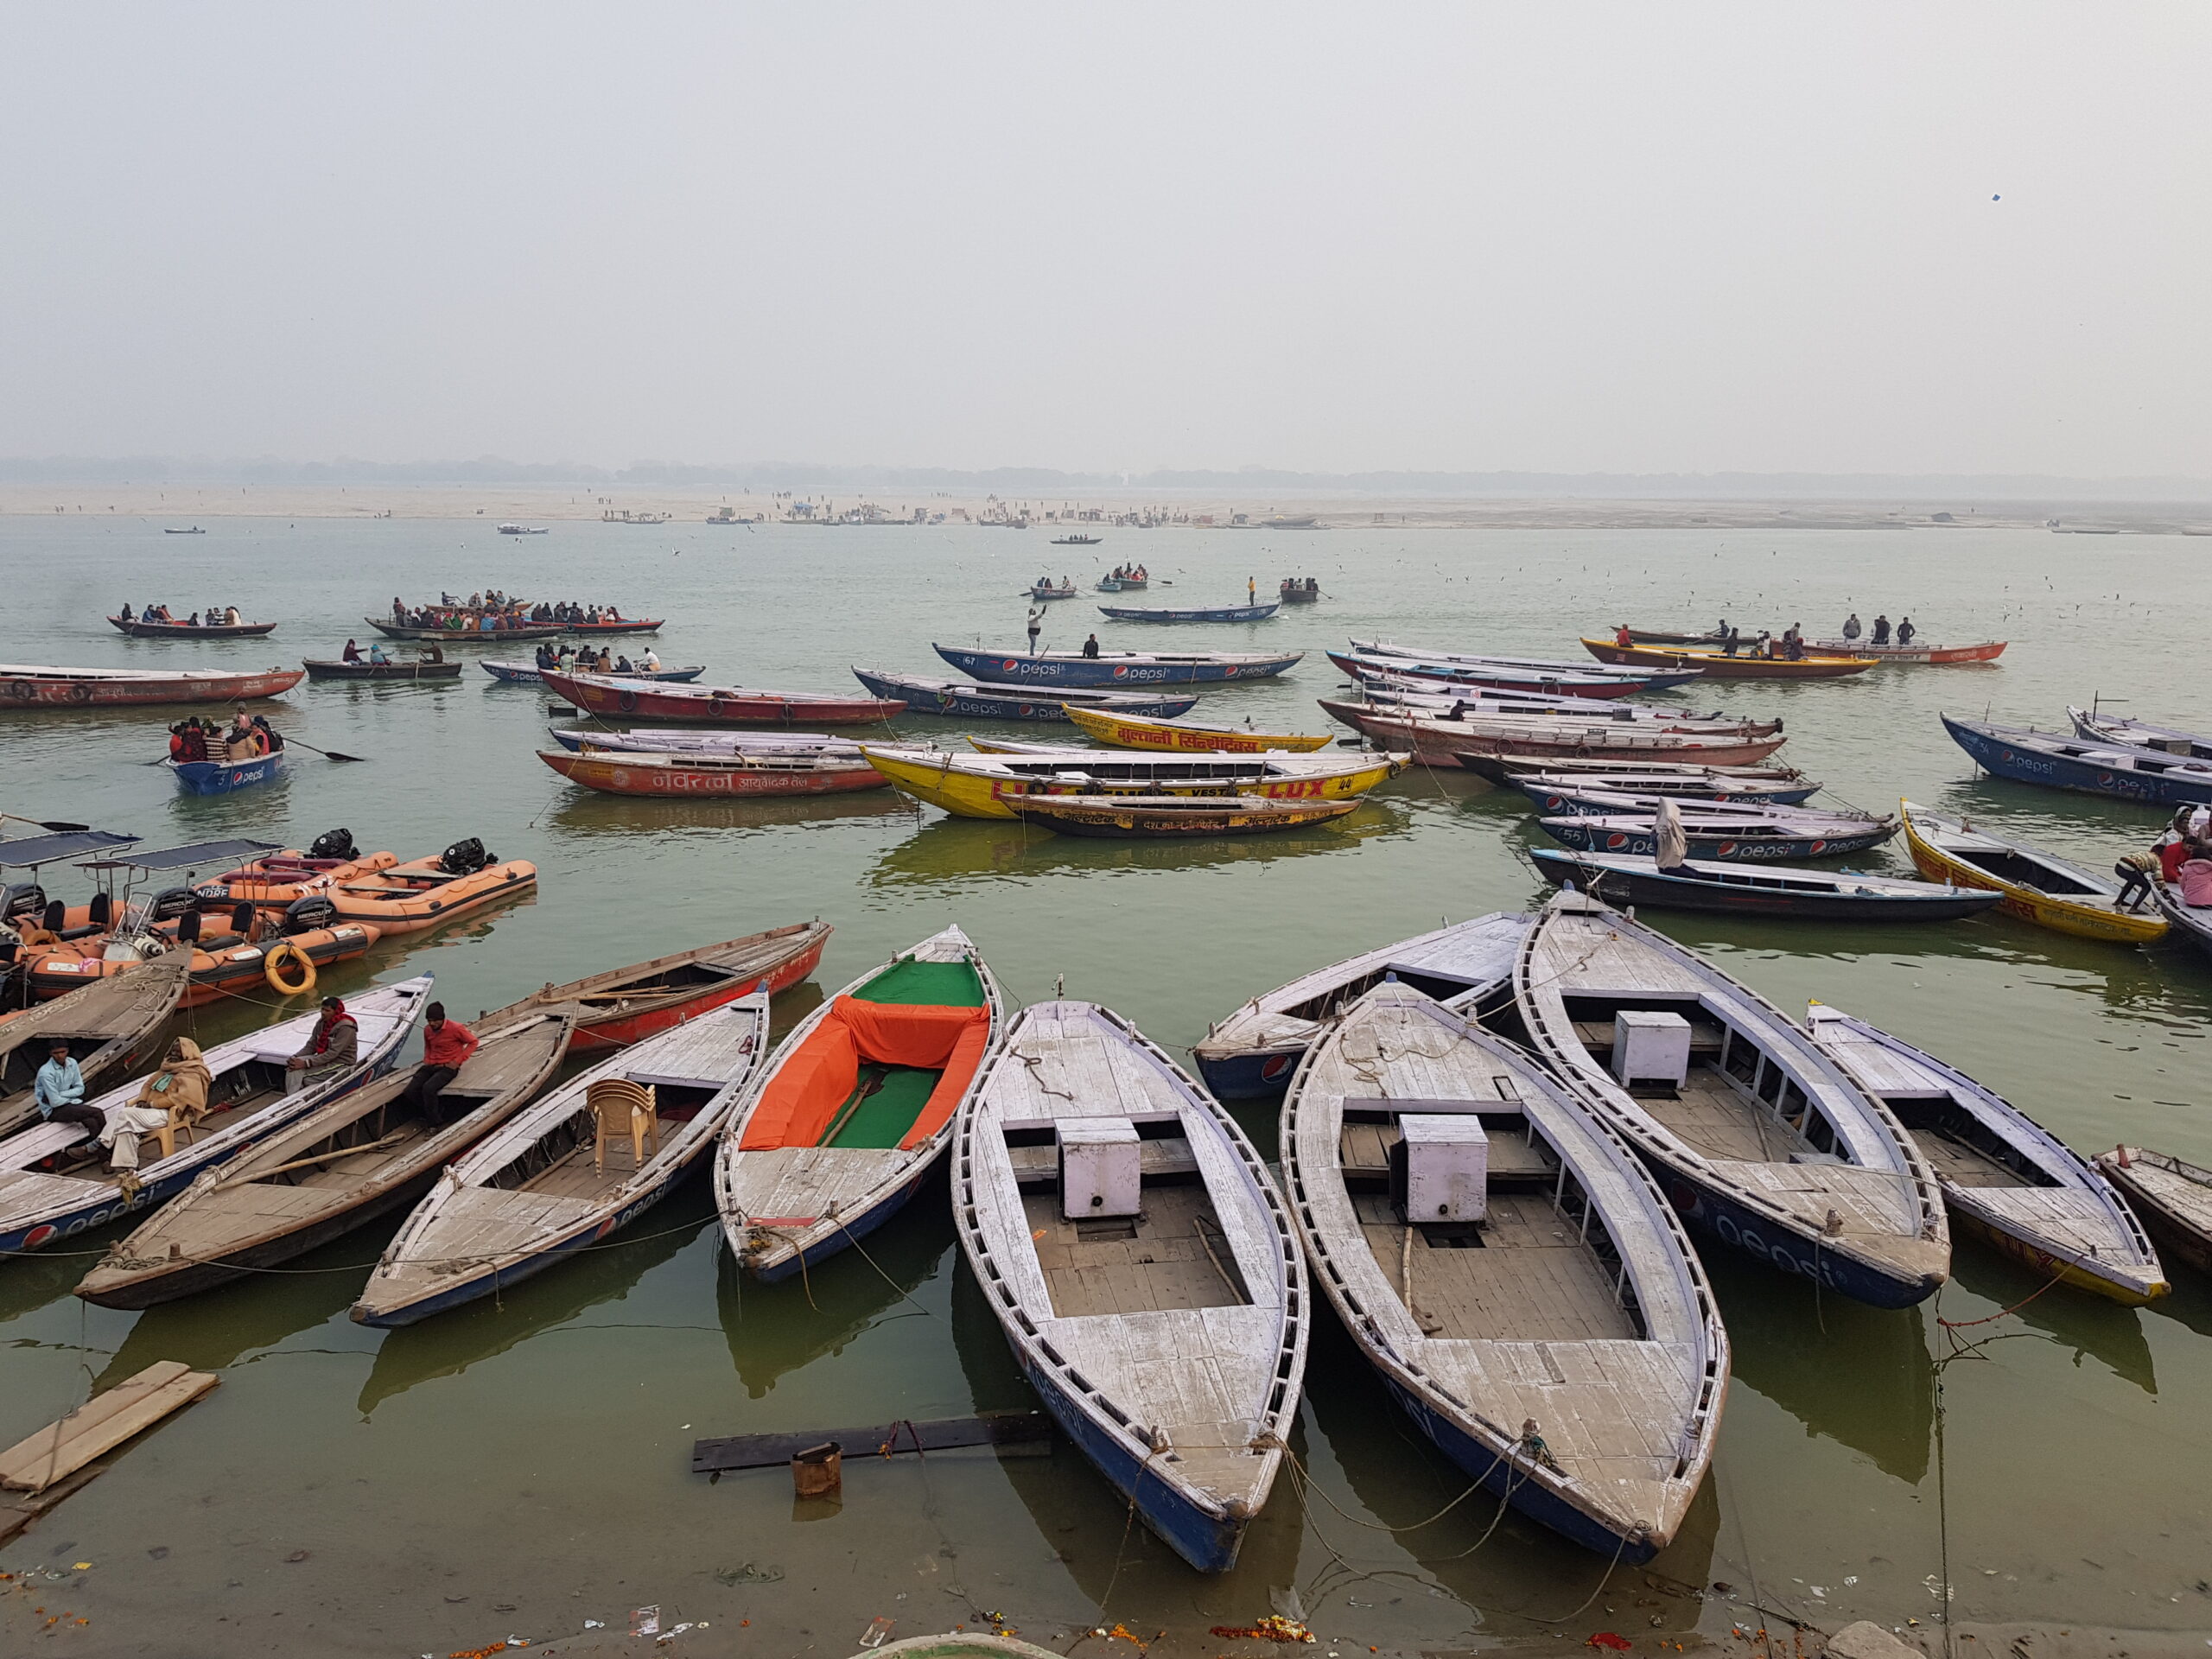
<box><xmin>739</xmin><ymin>954</ymin><xmax>990</xmax><ymax>1153</ymax></box>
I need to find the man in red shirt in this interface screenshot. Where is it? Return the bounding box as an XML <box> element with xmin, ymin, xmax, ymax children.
<box><xmin>404</xmin><ymin>1002</ymin><xmax>480</xmax><ymax>1127</ymax></box>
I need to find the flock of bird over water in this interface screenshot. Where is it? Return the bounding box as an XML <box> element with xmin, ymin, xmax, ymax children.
<box><xmin>3</xmin><ymin>589</ymin><xmax>2210</xmax><ymax>1575</ymax></box>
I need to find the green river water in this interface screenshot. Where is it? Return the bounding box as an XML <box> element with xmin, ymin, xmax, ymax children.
<box><xmin>1</xmin><ymin>516</ymin><xmax>2207</xmax><ymax>1656</ymax></box>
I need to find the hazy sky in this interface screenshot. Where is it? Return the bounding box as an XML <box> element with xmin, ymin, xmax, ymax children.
<box><xmin>5</xmin><ymin>6</ymin><xmax>2207</xmax><ymax>477</ymax></box>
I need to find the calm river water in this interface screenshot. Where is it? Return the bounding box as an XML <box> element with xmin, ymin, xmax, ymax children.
<box><xmin>1</xmin><ymin>515</ymin><xmax>2207</xmax><ymax>1656</ymax></box>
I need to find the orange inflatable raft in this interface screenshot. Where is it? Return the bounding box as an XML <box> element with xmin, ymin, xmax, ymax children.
<box><xmin>324</xmin><ymin>839</ymin><xmax>537</xmax><ymax>938</ymax></box>
<box><xmin>192</xmin><ymin>830</ymin><xmax>401</xmax><ymax>908</ymax></box>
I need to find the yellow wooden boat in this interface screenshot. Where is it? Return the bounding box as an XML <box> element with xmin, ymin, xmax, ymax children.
<box><xmin>859</xmin><ymin>744</ymin><xmax>1403</xmax><ymax>820</ymax></box>
<box><xmin>1899</xmin><ymin>799</ymin><xmax>2167</xmax><ymax>944</ymax></box>
<box><xmin>1062</xmin><ymin>703</ymin><xmax>1334</xmax><ymax>753</ymax></box>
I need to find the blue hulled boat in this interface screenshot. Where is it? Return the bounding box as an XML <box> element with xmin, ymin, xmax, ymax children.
<box><xmin>849</xmin><ymin>668</ymin><xmax>1198</xmax><ymax>721</ymax></box>
<box><xmin>1538</xmin><ymin>808</ymin><xmax>1895</xmax><ymax>861</ymax></box>
<box><xmin>1942</xmin><ymin>714</ymin><xmax>2212</xmax><ymax>807</ymax></box>
<box><xmin>932</xmin><ymin>643</ymin><xmax>1302</xmax><ymax>688</ymax></box>
<box><xmin>168</xmin><ymin>752</ymin><xmax>288</xmax><ymax>795</ymax></box>
<box><xmin>482</xmin><ymin>659</ymin><xmax>705</xmax><ymax>684</ymax></box>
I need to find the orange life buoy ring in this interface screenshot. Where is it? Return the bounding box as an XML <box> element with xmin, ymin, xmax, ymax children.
<box><xmin>264</xmin><ymin>940</ymin><xmax>316</xmax><ymax>995</ymax></box>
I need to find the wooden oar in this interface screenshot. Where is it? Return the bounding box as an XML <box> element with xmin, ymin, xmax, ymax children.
<box><xmin>0</xmin><ymin>812</ymin><xmax>92</xmax><ymax>832</ymax></box>
<box><xmin>278</xmin><ymin>737</ymin><xmax>370</xmax><ymax>764</ymax></box>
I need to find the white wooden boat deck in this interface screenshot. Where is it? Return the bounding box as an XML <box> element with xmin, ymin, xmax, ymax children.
<box><xmin>957</xmin><ymin>1001</ymin><xmax>1305</xmax><ymax>1540</ymax></box>
<box><xmin>1194</xmin><ymin>913</ymin><xmax>1530</xmax><ymax>1069</ymax></box>
<box><xmin>1810</xmin><ymin>1007</ymin><xmax>2162</xmax><ymax>1298</ymax></box>
<box><xmin>1282</xmin><ymin>985</ymin><xmax>1724</xmax><ymax>1550</ymax></box>
<box><xmin>2105</xmin><ymin>1153</ymin><xmax>2212</xmax><ymax>1234</ymax></box>
<box><xmin>1516</xmin><ymin>896</ymin><xmax>1948</xmax><ymax>1288</ymax></box>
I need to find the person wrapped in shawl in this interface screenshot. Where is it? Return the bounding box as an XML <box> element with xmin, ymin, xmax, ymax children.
<box><xmin>101</xmin><ymin>1037</ymin><xmax>213</xmax><ymax>1173</ymax></box>
<box><xmin>286</xmin><ymin>995</ymin><xmax>358</xmax><ymax>1093</ymax></box>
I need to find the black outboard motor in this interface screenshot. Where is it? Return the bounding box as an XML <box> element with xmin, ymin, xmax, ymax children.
<box><xmin>148</xmin><ymin>887</ymin><xmax>198</xmax><ymax>925</ymax></box>
<box><xmin>283</xmin><ymin>895</ymin><xmax>338</xmax><ymax>936</ymax></box>
<box><xmin>309</xmin><ymin>828</ymin><xmax>357</xmax><ymax>861</ymax></box>
<box><xmin>438</xmin><ymin>838</ymin><xmax>492</xmax><ymax>875</ymax></box>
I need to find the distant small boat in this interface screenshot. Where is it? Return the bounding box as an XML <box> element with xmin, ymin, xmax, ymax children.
<box><xmin>540</xmin><ymin>669</ymin><xmax>901</xmax><ymax>727</ymax></box>
<box><xmin>109</xmin><ymin>614</ymin><xmax>277</xmax><ymax>639</ymax></box>
<box><xmin>164</xmin><ymin>526</ymin><xmax>205</xmax><ymax>535</ymax></box>
<box><xmin>1027</xmin><ymin>581</ymin><xmax>1079</xmax><ymax>601</ymax></box>
<box><xmin>1810</xmin><ymin>1006</ymin><xmax>2167</xmax><ymax>1305</ymax></box>
<box><xmin>1807</xmin><ymin>639</ymin><xmax>2005</xmax><ymax>664</ymax></box>
<box><xmin>1510</xmin><ymin>768</ymin><xmax>1820</xmax><ymax>807</ymax></box>
<box><xmin>1192</xmin><ymin>912</ymin><xmax>1530</xmax><ymax>1098</ymax></box>
<box><xmin>169</xmin><ymin>751</ymin><xmax>289</xmax><ymax>795</ymax></box>
<box><xmin>496</xmin><ymin>524</ymin><xmax>550</xmax><ymax>535</ymax></box>
<box><xmin>481</xmin><ymin>658</ymin><xmax>702</xmax><ymax>684</ymax></box>
<box><xmin>1050</xmin><ymin>534</ymin><xmax>1100</xmax><ymax>546</ymax></box>
<box><xmin>537</xmin><ymin>748</ymin><xmax>893</xmax><ymax>799</ymax></box>
<box><xmin>1097</xmin><ymin>601</ymin><xmax>1280</xmax><ymax>624</ymax></box>
<box><xmin>1538</xmin><ymin>804</ymin><xmax>1895</xmax><ymax>862</ymax></box>
<box><xmin>1530</xmin><ymin>849</ymin><xmax>2004</xmax><ymax>921</ymax></box>
<box><xmin>544</xmin><ymin>726</ymin><xmax>861</xmax><ymax>758</ymax></box>
<box><xmin>1518</xmin><ymin>785</ymin><xmax>1867</xmax><ymax>823</ymax></box>
<box><xmin>956</xmin><ymin>998</ymin><xmax>1306</xmax><ymax>1571</ymax></box>
<box><xmin>1899</xmin><ymin>800</ymin><xmax>2168</xmax><ymax>944</ymax></box>
<box><xmin>1004</xmin><ymin>793</ymin><xmax>1361</xmax><ymax>838</ymax></box>
<box><xmin>1062</xmin><ymin>704</ymin><xmax>1333</xmax><ymax>753</ymax></box>
<box><xmin>933</xmin><ymin>643</ymin><xmax>1301</xmax><ymax>689</ymax></box>
<box><xmin>366</xmin><ymin>617</ymin><xmax>564</xmax><ymax>643</ymax></box>
<box><xmin>1582</xmin><ymin>639</ymin><xmax>1880</xmax><ymax>679</ymax></box>
<box><xmin>303</xmin><ymin>656</ymin><xmax>463</xmax><ymax>681</ymax></box>
<box><xmin>1278</xmin><ymin>579</ymin><xmax>1320</xmax><ymax>604</ymax></box>
<box><xmin>851</xmin><ymin>668</ymin><xmax>1198</xmax><ymax>721</ymax></box>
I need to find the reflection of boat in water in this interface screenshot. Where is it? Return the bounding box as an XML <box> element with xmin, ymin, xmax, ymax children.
<box><xmin>94</xmin><ymin>1226</ymin><xmax>370</xmax><ymax>1390</ymax></box>
<box><xmin>1948</xmin><ymin>1247</ymin><xmax>2157</xmax><ymax>1395</ymax></box>
<box><xmin>354</xmin><ymin>1185</ymin><xmax>714</xmax><ymax>1415</ymax></box>
<box><xmin>1702</xmin><ymin>1249</ymin><xmax>1932</xmax><ymax>1484</ymax></box>
<box><xmin>542</xmin><ymin>791</ymin><xmax>913</xmax><ymax>840</ymax></box>
<box><xmin>716</xmin><ymin>1176</ymin><xmax>952</xmax><ymax>1399</ymax></box>
<box><xmin>945</xmin><ymin>1267</ymin><xmax>1308</xmax><ymax>1617</ymax></box>
<box><xmin>865</xmin><ymin>804</ymin><xmax>1410</xmax><ymax>890</ymax></box>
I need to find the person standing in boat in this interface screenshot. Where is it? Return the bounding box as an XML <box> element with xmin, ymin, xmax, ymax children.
<box><xmin>1842</xmin><ymin>613</ymin><xmax>1862</xmax><ymax>641</ymax></box>
<box><xmin>1081</xmin><ymin>632</ymin><xmax>1101</xmax><ymax>658</ymax></box>
<box><xmin>1249</xmin><ymin>575</ymin><xmax>1256</xmax><ymax>605</ymax></box>
<box><xmin>1026</xmin><ymin>606</ymin><xmax>1046</xmax><ymax>654</ymax></box>
<box><xmin>404</xmin><ymin>1002</ymin><xmax>480</xmax><ymax>1127</ymax></box>
<box><xmin>1897</xmin><ymin>617</ymin><xmax>1916</xmax><ymax>646</ymax></box>
<box><xmin>1871</xmin><ymin>614</ymin><xmax>1891</xmax><ymax>645</ymax></box>
<box><xmin>1653</xmin><ymin>798</ymin><xmax>1693</xmax><ymax>875</ymax></box>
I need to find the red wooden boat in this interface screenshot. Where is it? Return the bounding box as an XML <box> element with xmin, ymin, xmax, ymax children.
<box><xmin>537</xmin><ymin>748</ymin><xmax>894</xmax><ymax>797</ymax></box>
<box><xmin>1326</xmin><ymin>703</ymin><xmax>1789</xmax><ymax>772</ymax></box>
<box><xmin>538</xmin><ymin>669</ymin><xmax>901</xmax><ymax>727</ymax></box>
<box><xmin>0</xmin><ymin>664</ymin><xmax>304</xmax><ymax>709</ymax></box>
<box><xmin>484</xmin><ymin>920</ymin><xmax>831</xmax><ymax>1052</ymax></box>
<box><xmin>562</xmin><ymin>617</ymin><xmax>664</xmax><ymax>637</ymax></box>
<box><xmin>109</xmin><ymin>615</ymin><xmax>279</xmax><ymax>639</ymax></box>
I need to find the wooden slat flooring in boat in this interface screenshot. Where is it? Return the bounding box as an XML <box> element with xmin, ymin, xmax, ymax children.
<box><xmin>1022</xmin><ymin>1185</ymin><xmax>1246</xmax><ymax>1318</ymax></box>
<box><xmin>1637</xmin><ymin>1071</ymin><xmax>1808</xmax><ymax>1163</ymax></box>
<box><xmin>1569</xmin><ymin>1019</ymin><xmax>1722</xmax><ymax>1058</ymax></box>
<box><xmin>1912</xmin><ymin>1129</ymin><xmax>2022</xmax><ymax>1189</ymax></box>
<box><xmin>1711</xmin><ymin>1158</ymin><xmax>1918</xmax><ymax>1240</ymax></box>
<box><xmin>409</xmin><ymin>1185</ymin><xmax>604</xmax><ymax>1260</ymax></box>
<box><xmin>1338</xmin><ymin>1120</ymin><xmax>1554</xmax><ymax>1179</ymax></box>
<box><xmin>2117</xmin><ymin>1160</ymin><xmax>2212</xmax><ymax>1232</ymax></box>
<box><xmin>724</xmin><ymin>1145</ymin><xmax>908</xmax><ymax>1220</ymax></box>
<box><xmin>1350</xmin><ymin>1192</ymin><xmax>1635</xmax><ymax>1343</ymax></box>
<box><xmin>1007</xmin><ymin>1138</ymin><xmax>1197</xmax><ymax>1184</ymax></box>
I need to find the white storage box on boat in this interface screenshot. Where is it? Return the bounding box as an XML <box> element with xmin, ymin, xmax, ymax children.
<box><xmin>1612</xmin><ymin>1009</ymin><xmax>1691</xmax><ymax>1090</ymax></box>
<box><xmin>1395</xmin><ymin>1113</ymin><xmax>1489</xmax><ymax>1222</ymax></box>
<box><xmin>1059</xmin><ymin>1117</ymin><xmax>1141</xmax><ymax>1217</ymax></box>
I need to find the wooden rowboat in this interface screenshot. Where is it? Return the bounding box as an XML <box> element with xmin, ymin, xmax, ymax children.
<box><xmin>1808</xmin><ymin>1007</ymin><xmax>2166</xmax><ymax>1305</ymax></box>
<box><xmin>365</xmin><ymin>617</ymin><xmax>565</xmax><ymax>642</ymax></box>
<box><xmin>109</xmin><ymin>615</ymin><xmax>278</xmax><ymax>639</ymax></box>
<box><xmin>486</xmin><ymin>921</ymin><xmax>832</xmax><ymax>1053</ymax></box>
<box><xmin>1511</xmin><ymin>769</ymin><xmax>1820</xmax><ymax>806</ymax></box>
<box><xmin>1530</xmin><ymin>849</ymin><xmax>2004</xmax><ymax>922</ymax></box>
<box><xmin>1512</xmin><ymin>893</ymin><xmax>1950</xmax><ymax>1306</ymax></box>
<box><xmin>2094</xmin><ymin>1148</ymin><xmax>2212</xmax><ymax>1278</ymax></box>
<box><xmin>955</xmin><ymin>999</ymin><xmax>1306</xmax><ymax>1571</ymax></box>
<box><xmin>1327</xmin><ymin>649</ymin><xmax>1686</xmax><ymax>699</ymax></box>
<box><xmin>2152</xmin><ymin>880</ymin><xmax>2212</xmax><ymax>964</ymax></box>
<box><xmin>1193</xmin><ymin>912</ymin><xmax>1530</xmax><ymax>1098</ymax></box>
<box><xmin>851</xmin><ymin>669</ymin><xmax>1199</xmax><ymax>721</ymax></box>
<box><xmin>540</xmin><ymin>669</ymin><xmax>902</xmax><ymax>727</ymax></box>
<box><xmin>1281</xmin><ymin>984</ymin><xmax>1726</xmax><ymax>1560</ymax></box>
<box><xmin>1899</xmin><ymin>800</ymin><xmax>2167</xmax><ymax>944</ymax></box>
<box><xmin>302</xmin><ymin>656</ymin><xmax>464</xmax><ymax>681</ymax></box>
<box><xmin>1319</xmin><ymin>703</ymin><xmax>1788</xmax><ymax>771</ymax></box>
<box><xmin>1004</xmin><ymin>794</ymin><xmax>1359</xmax><ymax>838</ymax></box>
<box><xmin>1580</xmin><ymin>639</ymin><xmax>1880</xmax><ymax>679</ymax></box>
<box><xmin>0</xmin><ymin>961</ymin><xmax>189</xmax><ymax>1140</ymax></box>
<box><xmin>1808</xmin><ymin>639</ymin><xmax>2006</xmax><ymax>664</ymax></box>
<box><xmin>353</xmin><ymin>995</ymin><xmax>769</xmax><ymax>1325</ymax></box>
<box><xmin>1062</xmin><ymin>704</ymin><xmax>1332</xmax><ymax>753</ymax></box>
<box><xmin>537</xmin><ymin>747</ymin><xmax>893</xmax><ymax>798</ymax></box>
<box><xmin>168</xmin><ymin>752</ymin><xmax>288</xmax><ymax>796</ymax></box>
<box><xmin>2067</xmin><ymin>707</ymin><xmax>2212</xmax><ymax>760</ymax></box>
<box><xmin>0</xmin><ymin>976</ymin><xmax>432</xmax><ymax>1255</ymax></box>
<box><xmin>857</xmin><ymin>744</ymin><xmax>1403</xmax><ymax>820</ymax></box>
<box><xmin>931</xmin><ymin>643</ymin><xmax>1302</xmax><ymax>689</ymax></box>
<box><xmin>1942</xmin><ymin>714</ymin><xmax>2212</xmax><ymax>808</ymax></box>
<box><xmin>716</xmin><ymin>925</ymin><xmax>1001</xmax><ymax>1281</ymax></box>
<box><xmin>483</xmin><ymin>658</ymin><xmax>703</xmax><ymax>683</ymax></box>
<box><xmin>1096</xmin><ymin>601</ymin><xmax>1281</xmax><ymax>623</ymax></box>
<box><xmin>0</xmin><ymin>664</ymin><xmax>304</xmax><ymax>709</ymax></box>
<box><xmin>75</xmin><ymin>1010</ymin><xmax>576</xmax><ymax>1308</ymax></box>
<box><xmin>1537</xmin><ymin>806</ymin><xmax>1895</xmax><ymax>862</ymax></box>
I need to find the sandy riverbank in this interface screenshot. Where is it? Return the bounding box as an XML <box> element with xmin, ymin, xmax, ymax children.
<box><xmin>4</xmin><ymin>484</ymin><xmax>2209</xmax><ymax>533</ymax></box>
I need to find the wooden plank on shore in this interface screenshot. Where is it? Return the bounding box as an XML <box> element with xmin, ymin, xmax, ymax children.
<box><xmin>0</xmin><ymin>1363</ymin><xmax>220</xmax><ymax>1493</ymax></box>
<box><xmin>690</xmin><ymin>1410</ymin><xmax>1052</xmax><ymax>1474</ymax></box>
